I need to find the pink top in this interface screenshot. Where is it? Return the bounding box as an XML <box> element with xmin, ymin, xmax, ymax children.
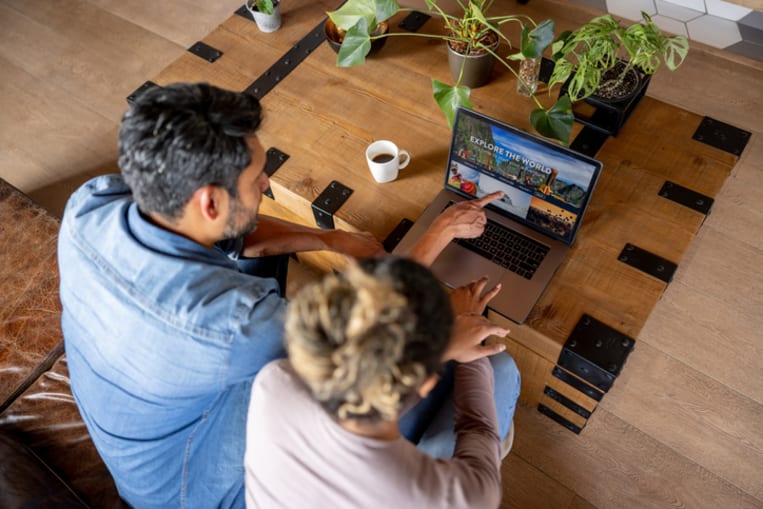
<box><xmin>244</xmin><ymin>358</ymin><xmax>502</xmax><ymax>508</ymax></box>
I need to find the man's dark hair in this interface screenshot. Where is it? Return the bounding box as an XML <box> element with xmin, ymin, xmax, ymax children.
<box><xmin>118</xmin><ymin>82</ymin><xmax>262</xmax><ymax>219</ymax></box>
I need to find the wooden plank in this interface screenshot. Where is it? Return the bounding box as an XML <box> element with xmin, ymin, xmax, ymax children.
<box><xmin>500</xmin><ymin>453</ymin><xmax>576</xmax><ymax>509</ymax></box>
<box><xmin>86</xmin><ymin>0</ymin><xmax>244</xmax><ymax>48</ymax></box>
<box><xmin>0</xmin><ymin>0</ymin><xmax>184</xmax><ymax>120</ymax></box>
<box><xmin>512</xmin><ymin>402</ymin><xmax>762</xmax><ymax>508</ymax></box>
<box><xmin>0</xmin><ymin>55</ymin><xmax>117</xmax><ymax>194</ymax></box>
<box><xmin>601</xmin><ymin>342</ymin><xmax>763</xmax><ymax>500</ymax></box>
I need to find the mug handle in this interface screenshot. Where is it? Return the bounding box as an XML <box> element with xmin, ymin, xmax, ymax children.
<box><xmin>398</xmin><ymin>150</ymin><xmax>410</xmax><ymax>170</ymax></box>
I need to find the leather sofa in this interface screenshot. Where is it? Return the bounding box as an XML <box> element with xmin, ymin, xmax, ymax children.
<box><xmin>0</xmin><ymin>178</ymin><xmax>127</xmax><ymax>508</ymax></box>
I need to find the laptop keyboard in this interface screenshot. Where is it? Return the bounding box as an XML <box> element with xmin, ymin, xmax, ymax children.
<box><xmin>454</xmin><ymin>214</ymin><xmax>550</xmax><ymax>280</ymax></box>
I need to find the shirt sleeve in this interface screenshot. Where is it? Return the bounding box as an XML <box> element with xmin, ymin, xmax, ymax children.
<box><xmin>449</xmin><ymin>357</ymin><xmax>502</xmax><ymax>507</ymax></box>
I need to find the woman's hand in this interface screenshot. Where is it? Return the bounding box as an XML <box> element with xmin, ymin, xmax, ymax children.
<box><xmin>444</xmin><ymin>313</ymin><xmax>509</xmax><ymax>363</ymax></box>
<box><xmin>442</xmin><ymin>277</ymin><xmax>510</xmax><ymax>363</ymax></box>
<box><xmin>450</xmin><ymin>276</ymin><xmax>501</xmax><ymax>315</ymax></box>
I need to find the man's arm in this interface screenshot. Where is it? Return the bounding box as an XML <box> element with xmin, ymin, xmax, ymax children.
<box><xmin>405</xmin><ymin>191</ymin><xmax>503</xmax><ymax>266</ymax></box>
<box><xmin>242</xmin><ymin>215</ymin><xmax>384</xmax><ymax>258</ymax></box>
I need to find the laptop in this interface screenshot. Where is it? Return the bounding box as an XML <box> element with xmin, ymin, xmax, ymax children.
<box><xmin>393</xmin><ymin>107</ymin><xmax>603</xmax><ymax>324</ymax></box>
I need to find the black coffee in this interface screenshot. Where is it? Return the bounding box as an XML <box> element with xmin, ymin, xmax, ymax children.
<box><xmin>372</xmin><ymin>153</ymin><xmax>395</xmax><ymax>163</ymax></box>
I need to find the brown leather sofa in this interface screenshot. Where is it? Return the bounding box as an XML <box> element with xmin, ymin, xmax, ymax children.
<box><xmin>0</xmin><ymin>178</ymin><xmax>127</xmax><ymax>508</ymax></box>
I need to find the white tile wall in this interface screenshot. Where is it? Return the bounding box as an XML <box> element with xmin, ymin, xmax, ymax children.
<box><xmin>572</xmin><ymin>0</ymin><xmax>762</xmax><ymax>60</ymax></box>
<box><xmin>687</xmin><ymin>14</ymin><xmax>744</xmax><ymax>46</ymax></box>
<box><xmin>605</xmin><ymin>0</ymin><xmax>657</xmax><ymax>22</ymax></box>
<box><xmin>705</xmin><ymin>0</ymin><xmax>752</xmax><ymax>21</ymax></box>
<box><xmin>655</xmin><ymin>0</ymin><xmax>704</xmax><ymax>21</ymax></box>
<box><xmin>652</xmin><ymin>14</ymin><xmax>691</xmax><ymax>36</ymax></box>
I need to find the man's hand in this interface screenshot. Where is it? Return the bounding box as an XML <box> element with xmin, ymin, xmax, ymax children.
<box><xmin>442</xmin><ymin>277</ymin><xmax>510</xmax><ymax>363</ymax></box>
<box><xmin>407</xmin><ymin>191</ymin><xmax>503</xmax><ymax>266</ymax></box>
<box><xmin>433</xmin><ymin>191</ymin><xmax>504</xmax><ymax>240</ymax></box>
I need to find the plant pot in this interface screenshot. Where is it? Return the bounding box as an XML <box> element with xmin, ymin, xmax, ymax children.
<box><xmin>324</xmin><ymin>18</ymin><xmax>388</xmax><ymax>55</ymax></box>
<box><xmin>447</xmin><ymin>40</ymin><xmax>498</xmax><ymax>89</ymax></box>
<box><xmin>560</xmin><ymin>62</ymin><xmax>651</xmax><ymax>136</ymax></box>
<box><xmin>245</xmin><ymin>0</ymin><xmax>281</xmax><ymax>33</ymax></box>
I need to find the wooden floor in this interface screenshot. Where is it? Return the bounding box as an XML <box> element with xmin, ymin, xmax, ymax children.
<box><xmin>1</xmin><ymin>0</ymin><xmax>761</xmax><ymax>507</ymax></box>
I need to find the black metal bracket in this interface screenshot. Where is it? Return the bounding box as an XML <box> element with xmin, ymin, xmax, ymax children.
<box><xmin>693</xmin><ymin>117</ymin><xmax>751</xmax><ymax>157</ymax></box>
<box><xmin>658</xmin><ymin>181</ymin><xmax>714</xmax><ymax>215</ymax></box>
<box><xmin>244</xmin><ymin>18</ymin><xmax>327</xmax><ymax>99</ymax></box>
<box><xmin>234</xmin><ymin>4</ymin><xmax>256</xmax><ymax>22</ymax></box>
<box><xmin>398</xmin><ymin>11</ymin><xmax>431</xmax><ymax>32</ymax></box>
<box><xmin>262</xmin><ymin>147</ymin><xmax>289</xmax><ymax>199</ymax></box>
<box><xmin>382</xmin><ymin>218</ymin><xmax>414</xmax><ymax>252</ymax></box>
<box><xmin>570</xmin><ymin>125</ymin><xmax>609</xmax><ymax>158</ymax></box>
<box><xmin>618</xmin><ymin>243</ymin><xmax>677</xmax><ymax>283</ymax></box>
<box><xmin>127</xmin><ymin>81</ymin><xmax>160</xmax><ymax>105</ymax></box>
<box><xmin>558</xmin><ymin>314</ymin><xmax>635</xmax><ymax>392</ymax></box>
<box><xmin>311</xmin><ymin>180</ymin><xmax>353</xmax><ymax>229</ymax></box>
<box><xmin>538</xmin><ymin>404</ymin><xmax>583</xmax><ymax>434</ymax></box>
<box><xmin>552</xmin><ymin>366</ymin><xmax>604</xmax><ymax>402</ymax></box>
<box><xmin>188</xmin><ymin>41</ymin><xmax>223</xmax><ymax>63</ymax></box>
<box><xmin>544</xmin><ymin>386</ymin><xmax>592</xmax><ymax>419</ymax></box>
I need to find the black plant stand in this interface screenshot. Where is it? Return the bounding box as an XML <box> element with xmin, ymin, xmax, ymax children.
<box><xmin>565</xmin><ymin>72</ymin><xmax>652</xmax><ymax>137</ymax></box>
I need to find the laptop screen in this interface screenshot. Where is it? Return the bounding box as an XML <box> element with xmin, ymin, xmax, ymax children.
<box><xmin>445</xmin><ymin>108</ymin><xmax>602</xmax><ymax>245</ymax></box>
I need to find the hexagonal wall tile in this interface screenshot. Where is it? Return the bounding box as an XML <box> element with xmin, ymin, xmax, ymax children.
<box><xmin>606</xmin><ymin>0</ymin><xmax>656</xmax><ymax>22</ymax></box>
<box><xmin>687</xmin><ymin>14</ymin><xmax>743</xmax><ymax>48</ymax></box>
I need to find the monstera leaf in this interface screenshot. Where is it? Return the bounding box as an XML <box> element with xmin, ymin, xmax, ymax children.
<box><xmin>530</xmin><ymin>96</ymin><xmax>574</xmax><ymax>145</ymax></box>
<box><xmin>336</xmin><ymin>19</ymin><xmax>373</xmax><ymax>67</ymax></box>
<box><xmin>432</xmin><ymin>79</ymin><xmax>472</xmax><ymax>127</ymax></box>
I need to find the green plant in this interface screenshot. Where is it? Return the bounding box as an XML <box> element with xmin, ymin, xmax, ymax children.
<box><xmin>548</xmin><ymin>12</ymin><xmax>689</xmax><ymax>102</ymax></box>
<box><xmin>327</xmin><ymin>0</ymin><xmax>575</xmax><ymax>144</ymax></box>
<box><xmin>251</xmin><ymin>0</ymin><xmax>275</xmax><ymax>15</ymax></box>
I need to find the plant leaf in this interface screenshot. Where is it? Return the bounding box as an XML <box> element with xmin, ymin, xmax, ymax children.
<box><xmin>663</xmin><ymin>35</ymin><xmax>689</xmax><ymax>71</ymax></box>
<box><xmin>337</xmin><ymin>19</ymin><xmax>372</xmax><ymax>67</ymax></box>
<box><xmin>374</xmin><ymin>0</ymin><xmax>400</xmax><ymax>23</ymax></box>
<box><xmin>530</xmin><ymin>96</ymin><xmax>574</xmax><ymax>145</ymax></box>
<box><xmin>329</xmin><ymin>0</ymin><xmax>377</xmax><ymax>31</ymax></box>
<box><xmin>521</xmin><ymin>19</ymin><xmax>555</xmax><ymax>58</ymax></box>
<box><xmin>432</xmin><ymin>79</ymin><xmax>471</xmax><ymax>127</ymax></box>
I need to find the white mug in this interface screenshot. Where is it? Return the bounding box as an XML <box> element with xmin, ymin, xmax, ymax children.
<box><xmin>365</xmin><ymin>140</ymin><xmax>410</xmax><ymax>183</ymax></box>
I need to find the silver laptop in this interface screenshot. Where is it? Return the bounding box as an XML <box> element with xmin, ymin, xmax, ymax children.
<box><xmin>394</xmin><ymin>107</ymin><xmax>603</xmax><ymax>324</ymax></box>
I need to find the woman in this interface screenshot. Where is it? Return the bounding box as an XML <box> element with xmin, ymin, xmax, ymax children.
<box><xmin>244</xmin><ymin>257</ymin><xmax>519</xmax><ymax>508</ymax></box>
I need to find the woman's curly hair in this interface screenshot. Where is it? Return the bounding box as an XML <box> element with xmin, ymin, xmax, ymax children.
<box><xmin>286</xmin><ymin>257</ymin><xmax>453</xmax><ymax>422</ymax></box>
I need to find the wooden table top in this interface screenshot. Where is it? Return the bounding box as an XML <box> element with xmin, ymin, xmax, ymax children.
<box><xmin>148</xmin><ymin>0</ymin><xmax>739</xmax><ymax>374</ymax></box>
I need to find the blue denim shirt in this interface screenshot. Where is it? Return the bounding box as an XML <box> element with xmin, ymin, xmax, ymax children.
<box><xmin>58</xmin><ymin>175</ymin><xmax>287</xmax><ymax>508</ymax></box>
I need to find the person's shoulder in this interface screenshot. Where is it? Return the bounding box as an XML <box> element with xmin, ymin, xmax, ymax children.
<box><xmin>255</xmin><ymin>359</ymin><xmax>297</xmax><ymax>387</ymax></box>
<box><xmin>63</xmin><ymin>174</ymin><xmax>131</xmax><ymax>221</ymax></box>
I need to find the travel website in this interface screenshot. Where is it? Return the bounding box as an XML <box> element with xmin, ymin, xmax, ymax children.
<box><xmin>448</xmin><ymin>112</ymin><xmax>597</xmax><ymax>242</ymax></box>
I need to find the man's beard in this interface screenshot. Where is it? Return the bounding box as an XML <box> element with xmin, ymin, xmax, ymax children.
<box><xmin>223</xmin><ymin>196</ymin><xmax>259</xmax><ymax>239</ymax></box>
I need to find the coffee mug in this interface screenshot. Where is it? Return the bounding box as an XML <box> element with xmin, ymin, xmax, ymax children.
<box><xmin>365</xmin><ymin>140</ymin><xmax>410</xmax><ymax>183</ymax></box>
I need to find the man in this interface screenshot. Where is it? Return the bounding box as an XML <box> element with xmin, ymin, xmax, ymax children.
<box><xmin>58</xmin><ymin>82</ymin><xmax>496</xmax><ymax>508</ymax></box>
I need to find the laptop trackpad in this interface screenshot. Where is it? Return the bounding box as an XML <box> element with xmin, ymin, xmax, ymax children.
<box><xmin>430</xmin><ymin>243</ymin><xmax>505</xmax><ymax>292</ymax></box>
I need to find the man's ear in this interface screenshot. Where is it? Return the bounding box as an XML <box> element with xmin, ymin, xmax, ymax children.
<box><xmin>196</xmin><ymin>185</ymin><xmax>224</xmax><ymax>222</ymax></box>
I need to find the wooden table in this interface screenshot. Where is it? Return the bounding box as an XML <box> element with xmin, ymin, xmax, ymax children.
<box><xmin>145</xmin><ymin>0</ymin><xmax>744</xmax><ymax>432</ymax></box>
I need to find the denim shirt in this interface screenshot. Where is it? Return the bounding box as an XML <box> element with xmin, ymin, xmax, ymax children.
<box><xmin>57</xmin><ymin>175</ymin><xmax>287</xmax><ymax>508</ymax></box>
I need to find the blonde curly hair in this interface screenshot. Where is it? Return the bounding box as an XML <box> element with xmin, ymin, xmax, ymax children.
<box><xmin>286</xmin><ymin>257</ymin><xmax>453</xmax><ymax>422</ymax></box>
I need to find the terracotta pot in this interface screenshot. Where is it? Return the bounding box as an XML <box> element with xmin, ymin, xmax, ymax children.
<box><xmin>324</xmin><ymin>18</ymin><xmax>389</xmax><ymax>55</ymax></box>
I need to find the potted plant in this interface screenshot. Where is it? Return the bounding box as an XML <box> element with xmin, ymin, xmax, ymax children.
<box><xmin>548</xmin><ymin>12</ymin><xmax>689</xmax><ymax>106</ymax></box>
<box><xmin>326</xmin><ymin>0</ymin><xmax>574</xmax><ymax>144</ymax></box>
<box><xmin>245</xmin><ymin>0</ymin><xmax>282</xmax><ymax>33</ymax></box>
